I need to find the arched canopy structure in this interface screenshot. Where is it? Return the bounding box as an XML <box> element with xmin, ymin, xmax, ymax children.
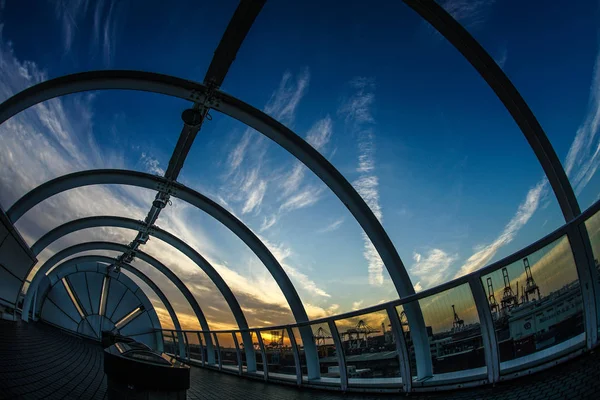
<box><xmin>9</xmin><ymin>168</ymin><xmax>324</xmax><ymax>374</ymax></box>
<box><xmin>21</xmin><ymin>242</ymin><xmax>217</xmax><ymax>362</ymax></box>
<box><xmin>29</xmin><ymin>216</ymin><xmax>257</xmax><ymax>370</ymax></box>
<box><xmin>39</xmin><ymin>260</ymin><xmax>163</xmax><ymax>349</ymax></box>
<box><xmin>0</xmin><ymin>70</ymin><xmax>420</xmax><ymax>300</ymax></box>
<box><xmin>44</xmin><ymin>255</ymin><xmax>183</xmax><ymax>354</ymax></box>
<box><xmin>26</xmin><ymin>239</ymin><xmax>261</xmax><ymax>368</ymax></box>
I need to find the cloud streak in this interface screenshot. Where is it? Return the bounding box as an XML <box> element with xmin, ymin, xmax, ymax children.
<box><xmin>564</xmin><ymin>49</ymin><xmax>600</xmax><ymax>195</ymax></box>
<box><xmin>339</xmin><ymin>77</ymin><xmax>385</xmax><ymax>286</ymax></box>
<box><xmin>454</xmin><ymin>179</ymin><xmax>548</xmax><ymax>278</ymax></box>
<box><xmin>318</xmin><ymin>217</ymin><xmax>345</xmax><ymax>234</ymax></box>
<box><xmin>411</xmin><ymin>249</ymin><xmax>459</xmax><ymax>290</ymax></box>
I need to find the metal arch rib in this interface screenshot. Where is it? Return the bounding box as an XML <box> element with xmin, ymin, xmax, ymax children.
<box><xmin>402</xmin><ymin>0</ymin><xmax>580</xmax><ymax>221</ymax></box>
<box><xmin>30</xmin><ymin>220</ymin><xmax>256</xmax><ymax>370</ymax></box>
<box><xmin>0</xmin><ymin>69</ymin><xmax>427</xmax><ymax>376</ymax></box>
<box><xmin>0</xmin><ymin>71</ymin><xmax>416</xmax><ymax>297</ymax></box>
<box><xmin>8</xmin><ymin>170</ymin><xmax>306</xmax><ymax>320</ymax></box>
<box><xmin>8</xmin><ymin>169</ymin><xmax>321</xmax><ymax>376</ymax></box>
<box><xmin>25</xmin><ymin>242</ymin><xmax>216</xmax><ymax>362</ymax></box>
<box><xmin>42</xmin><ymin>254</ymin><xmax>183</xmax><ymax>351</ymax></box>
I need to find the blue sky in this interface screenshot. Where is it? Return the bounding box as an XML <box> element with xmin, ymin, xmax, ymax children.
<box><xmin>0</xmin><ymin>0</ymin><xmax>599</xmax><ymax>330</ymax></box>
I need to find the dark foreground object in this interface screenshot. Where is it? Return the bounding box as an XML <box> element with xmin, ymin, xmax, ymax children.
<box><xmin>104</xmin><ymin>341</ymin><xmax>189</xmax><ymax>399</ymax></box>
<box><xmin>1</xmin><ymin>320</ymin><xmax>600</xmax><ymax>399</ymax></box>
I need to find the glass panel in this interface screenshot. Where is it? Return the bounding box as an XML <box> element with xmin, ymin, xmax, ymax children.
<box><xmin>403</xmin><ymin>284</ymin><xmax>486</xmax><ymax>379</ymax></box>
<box><xmin>583</xmin><ymin>209</ymin><xmax>600</xmax><ymax>335</ymax></box>
<box><xmin>163</xmin><ymin>331</ymin><xmax>176</xmax><ymax>354</ymax></box>
<box><xmin>335</xmin><ymin>309</ymin><xmax>402</xmax><ymax>382</ymax></box>
<box><xmin>215</xmin><ymin>332</ymin><xmax>238</xmax><ymax>370</ymax></box>
<box><xmin>480</xmin><ymin>235</ymin><xmax>584</xmax><ymax>370</ymax></box>
<box><xmin>185</xmin><ymin>332</ymin><xmax>202</xmax><ymax>363</ymax></box>
<box><xmin>258</xmin><ymin>328</ymin><xmax>296</xmax><ymax>376</ymax></box>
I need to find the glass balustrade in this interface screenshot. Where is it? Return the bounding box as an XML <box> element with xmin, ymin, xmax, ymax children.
<box><xmin>480</xmin><ymin>235</ymin><xmax>584</xmax><ymax>374</ymax></box>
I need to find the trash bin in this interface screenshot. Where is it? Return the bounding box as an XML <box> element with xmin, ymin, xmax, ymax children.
<box><xmin>104</xmin><ymin>341</ymin><xmax>190</xmax><ymax>399</ymax></box>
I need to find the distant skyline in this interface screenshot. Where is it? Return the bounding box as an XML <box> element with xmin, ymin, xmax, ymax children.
<box><xmin>1</xmin><ymin>0</ymin><xmax>599</xmax><ymax>330</ymax></box>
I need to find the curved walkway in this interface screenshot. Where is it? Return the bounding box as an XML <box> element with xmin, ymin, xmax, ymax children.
<box><xmin>0</xmin><ymin>320</ymin><xmax>598</xmax><ymax>399</ymax></box>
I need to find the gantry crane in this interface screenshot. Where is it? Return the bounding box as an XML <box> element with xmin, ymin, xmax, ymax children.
<box><xmin>452</xmin><ymin>305</ymin><xmax>464</xmax><ymax>332</ymax></box>
<box><xmin>501</xmin><ymin>267</ymin><xmax>518</xmax><ymax>311</ymax></box>
<box><xmin>523</xmin><ymin>257</ymin><xmax>541</xmax><ymax>302</ymax></box>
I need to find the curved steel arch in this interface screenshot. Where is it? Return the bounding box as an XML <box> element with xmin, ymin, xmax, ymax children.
<box><xmin>31</xmin><ymin>236</ymin><xmax>257</xmax><ymax>368</ymax></box>
<box><xmin>30</xmin><ymin>215</ymin><xmax>256</xmax><ymax>370</ymax></box>
<box><xmin>25</xmin><ymin>240</ymin><xmax>218</xmax><ymax>362</ymax></box>
<box><xmin>43</xmin><ymin>255</ymin><xmax>183</xmax><ymax>354</ymax></box>
<box><xmin>0</xmin><ymin>70</ymin><xmax>418</xmax><ymax>298</ymax></box>
<box><xmin>42</xmin><ymin>260</ymin><xmax>162</xmax><ymax>331</ymax></box>
<box><xmin>9</xmin><ymin>170</ymin><xmax>323</xmax><ymax>372</ymax></box>
<box><xmin>0</xmin><ymin>70</ymin><xmax>430</xmax><ymax>376</ymax></box>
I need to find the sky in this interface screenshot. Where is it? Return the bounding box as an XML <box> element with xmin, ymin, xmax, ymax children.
<box><xmin>1</xmin><ymin>0</ymin><xmax>600</xmax><ymax>331</ymax></box>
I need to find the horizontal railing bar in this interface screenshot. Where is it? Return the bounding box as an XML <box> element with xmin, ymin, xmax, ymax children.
<box><xmin>158</xmin><ymin>198</ymin><xmax>600</xmax><ymax>335</ymax></box>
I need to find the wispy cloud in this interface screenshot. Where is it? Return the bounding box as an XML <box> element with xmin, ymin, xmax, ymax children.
<box><xmin>439</xmin><ymin>0</ymin><xmax>497</xmax><ymax>29</ymax></box>
<box><xmin>140</xmin><ymin>152</ymin><xmax>165</xmax><ymax>176</ymax></box>
<box><xmin>317</xmin><ymin>217</ymin><xmax>345</xmax><ymax>234</ymax></box>
<box><xmin>281</xmin><ymin>117</ymin><xmax>333</xmax><ymax>197</ymax></box>
<box><xmin>54</xmin><ymin>0</ymin><xmax>91</xmax><ymax>53</ymax></box>
<box><xmin>495</xmin><ymin>46</ymin><xmax>508</xmax><ymax>69</ymax></box>
<box><xmin>564</xmin><ymin>49</ymin><xmax>600</xmax><ymax>195</ymax></box>
<box><xmin>339</xmin><ymin>77</ymin><xmax>385</xmax><ymax>286</ymax></box>
<box><xmin>454</xmin><ymin>179</ymin><xmax>548</xmax><ymax>278</ymax></box>
<box><xmin>223</xmin><ymin>69</ymin><xmax>311</xmax><ymax>217</ymax></box>
<box><xmin>259</xmin><ymin>235</ymin><xmax>331</xmax><ymax>298</ymax></box>
<box><xmin>411</xmin><ymin>248</ymin><xmax>459</xmax><ymax>290</ymax></box>
<box><xmin>279</xmin><ymin>186</ymin><xmax>324</xmax><ymax>213</ymax></box>
<box><xmin>54</xmin><ymin>0</ymin><xmax>122</xmax><ymax>65</ymax></box>
<box><xmin>0</xmin><ymin>33</ymin><xmax>309</xmax><ymax>330</ymax></box>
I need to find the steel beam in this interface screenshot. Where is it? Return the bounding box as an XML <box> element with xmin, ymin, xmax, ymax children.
<box><xmin>468</xmin><ymin>276</ymin><xmax>500</xmax><ymax>383</ymax></box>
<box><xmin>30</xmin><ymin>216</ymin><xmax>256</xmax><ymax>370</ymax></box>
<box><xmin>8</xmin><ymin>169</ymin><xmax>319</xmax><ymax>376</ymax></box>
<box><xmin>23</xmin><ymin>240</ymin><xmax>216</xmax><ymax>361</ymax></box>
<box><xmin>43</xmin><ymin>255</ymin><xmax>184</xmax><ymax>355</ymax></box>
<box><xmin>402</xmin><ymin>0</ymin><xmax>598</xmax><ymax>350</ymax></box>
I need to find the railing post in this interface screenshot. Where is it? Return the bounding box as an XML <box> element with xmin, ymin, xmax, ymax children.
<box><xmin>176</xmin><ymin>331</ymin><xmax>186</xmax><ymax>359</ymax></box>
<box><xmin>241</xmin><ymin>331</ymin><xmax>257</xmax><ymax>373</ymax></box>
<box><xmin>327</xmin><ymin>320</ymin><xmax>347</xmax><ymax>391</ymax></box>
<box><xmin>183</xmin><ymin>331</ymin><xmax>190</xmax><ymax>362</ymax></box>
<box><xmin>169</xmin><ymin>331</ymin><xmax>176</xmax><ymax>355</ymax></box>
<box><xmin>286</xmin><ymin>327</ymin><xmax>302</xmax><ymax>386</ymax></box>
<box><xmin>197</xmin><ymin>332</ymin><xmax>205</xmax><ymax>366</ymax></box>
<box><xmin>232</xmin><ymin>332</ymin><xmax>242</xmax><ymax>375</ymax></box>
<box><xmin>203</xmin><ymin>332</ymin><xmax>216</xmax><ymax>365</ymax></box>
<box><xmin>386</xmin><ymin>305</ymin><xmax>412</xmax><ymax>392</ymax></box>
<box><xmin>156</xmin><ymin>330</ymin><xmax>164</xmax><ymax>353</ymax></box>
<box><xmin>568</xmin><ymin>224</ymin><xmax>599</xmax><ymax>349</ymax></box>
<box><xmin>212</xmin><ymin>333</ymin><xmax>222</xmax><ymax>370</ymax></box>
<box><xmin>468</xmin><ymin>276</ymin><xmax>500</xmax><ymax>383</ymax></box>
<box><xmin>298</xmin><ymin>325</ymin><xmax>321</xmax><ymax>380</ymax></box>
<box><xmin>256</xmin><ymin>330</ymin><xmax>268</xmax><ymax>381</ymax></box>
<box><xmin>403</xmin><ymin>302</ymin><xmax>433</xmax><ymax>380</ymax></box>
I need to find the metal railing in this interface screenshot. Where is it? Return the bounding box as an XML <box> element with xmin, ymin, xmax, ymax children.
<box><xmin>156</xmin><ymin>199</ymin><xmax>600</xmax><ymax>393</ymax></box>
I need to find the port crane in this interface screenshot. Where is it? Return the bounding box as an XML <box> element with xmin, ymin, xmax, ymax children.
<box><xmin>523</xmin><ymin>257</ymin><xmax>541</xmax><ymax>302</ymax></box>
<box><xmin>501</xmin><ymin>267</ymin><xmax>518</xmax><ymax>312</ymax></box>
<box><xmin>487</xmin><ymin>277</ymin><xmax>500</xmax><ymax>316</ymax></box>
<box><xmin>313</xmin><ymin>326</ymin><xmax>332</xmax><ymax>346</ymax></box>
<box><xmin>452</xmin><ymin>305</ymin><xmax>464</xmax><ymax>332</ymax></box>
